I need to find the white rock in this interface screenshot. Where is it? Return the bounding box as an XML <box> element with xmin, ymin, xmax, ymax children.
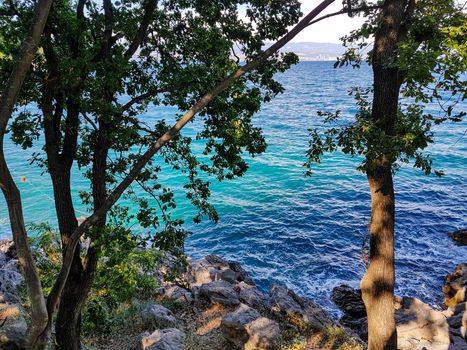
<box><xmin>396</xmin><ymin>297</ymin><xmax>450</xmax><ymax>350</ymax></box>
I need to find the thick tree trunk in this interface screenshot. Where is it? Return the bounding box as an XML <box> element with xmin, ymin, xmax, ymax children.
<box><xmin>361</xmin><ymin>166</ymin><xmax>396</xmax><ymax>350</ymax></box>
<box><xmin>360</xmin><ymin>0</ymin><xmax>408</xmax><ymax>348</ymax></box>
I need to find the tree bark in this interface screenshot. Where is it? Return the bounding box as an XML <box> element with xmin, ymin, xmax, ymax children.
<box><xmin>361</xmin><ymin>166</ymin><xmax>396</xmax><ymax>350</ymax></box>
<box><xmin>360</xmin><ymin>0</ymin><xmax>408</xmax><ymax>348</ymax></box>
<box><xmin>0</xmin><ymin>0</ymin><xmax>53</xmax><ymax>348</ymax></box>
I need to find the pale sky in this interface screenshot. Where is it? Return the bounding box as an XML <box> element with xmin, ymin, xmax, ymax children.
<box><xmin>293</xmin><ymin>0</ymin><xmax>366</xmax><ymax>43</ymax></box>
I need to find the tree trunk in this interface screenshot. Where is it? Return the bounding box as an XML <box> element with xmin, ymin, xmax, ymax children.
<box><xmin>361</xmin><ymin>165</ymin><xmax>396</xmax><ymax>350</ymax></box>
<box><xmin>0</xmin><ymin>0</ymin><xmax>53</xmax><ymax>348</ymax></box>
<box><xmin>360</xmin><ymin>0</ymin><xmax>408</xmax><ymax>348</ymax></box>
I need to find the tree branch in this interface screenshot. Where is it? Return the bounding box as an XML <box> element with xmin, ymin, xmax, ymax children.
<box><xmin>124</xmin><ymin>0</ymin><xmax>157</xmax><ymax>60</ymax></box>
<box><xmin>121</xmin><ymin>83</ymin><xmax>190</xmax><ymax>112</ymax></box>
<box><xmin>45</xmin><ymin>0</ymin><xmax>337</xmax><ymax>317</ymax></box>
<box><xmin>0</xmin><ymin>0</ymin><xmax>53</xmax><ymax>347</ymax></box>
<box><xmin>306</xmin><ymin>4</ymin><xmax>382</xmax><ymax>27</ymax></box>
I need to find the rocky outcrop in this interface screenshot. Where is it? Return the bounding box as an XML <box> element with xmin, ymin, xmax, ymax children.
<box><xmin>448</xmin><ymin>229</ymin><xmax>467</xmax><ymax>246</ymax></box>
<box><xmin>220</xmin><ymin>303</ymin><xmax>261</xmax><ymax>347</ymax></box>
<box><xmin>236</xmin><ymin>281</ymin><xmax>269</xmax><ymax>310</ymax></box>
<box><xmin>141</xmin><ymin>304</ymin><xmax>177</xmax><ymax>329</ymax></box>
<box><xmin>139</xmin><ymin>328</ymin><xmax>185</xmax><ymax>350</ymax></box>
<box><xmin>198</xmin><ymin>280</ymin><xmax>241</xmax><ymax>306</ymax></box>
<box><xmin>443</xmin><ymin>263</ymin><xmax>467</xmax><ymax>307</ymax></box>
<box><xmin>269</xmin><ymin>285</ymin><xmax>333</xmax><ymax>330</ymax></box>
<box><xmin>244</xmin><ymin>317</ymin><xmax>281</xmax><ymax>350</ymax></box>
<box><xmin>331</xmin><ymin>284</ymin><xmax>367</xmax><ymax>340</ymax></box>
<box><xmin>395</xmin><ymin>297</ymin><xmax>451</xmax><ymax>350</ymax></box>
<box><xmin>186</xmin><ymin>255</ymin><xmax>254</xmax><ymax>288</ymax></box>
<box><xmin>161</xmin><ymin>285</ymin><xmax>193</xmax><ymax>304</ymax></box>
<box><xmin>442</xmin><ymin>302</ymin><xmax>467</xmax><ymax>347</ymax></box>
<box><xmin>0</xmin><ymin>241</ymin><xmax>26</xmax><ymax>349</ymax></box>
<box><xmin>221</xmin><ymin>303</ymin><xmax>281</xmax><ymax>350</ymax></box>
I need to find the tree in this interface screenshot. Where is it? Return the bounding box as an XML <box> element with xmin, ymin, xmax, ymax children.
<box><xmin>0</xmin><ymin>0</ymin><xmax>53</xmax><ymax>348</ymax></box>
<box><xmin>306</xmin><ymin>0</ymin><xmax>466</xmax><ymax>348</ymax></box>
<box><xmin>0</xmin><ymin>0</ymin><xmax>337</xmax><ymax>348</ymax></box>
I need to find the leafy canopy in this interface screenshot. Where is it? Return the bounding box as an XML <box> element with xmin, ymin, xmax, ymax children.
<box><xmin>306</xmin><ymin>0</ymin><xmax>466</xmax><ymax>176</ymax></box>
<box><xmin>0</xmin><ymin>0</ymin><xmax>302</xmax><ymax>249</ymax></box>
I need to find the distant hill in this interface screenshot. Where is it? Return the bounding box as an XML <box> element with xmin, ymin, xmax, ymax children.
<box><xmin>266</xmin><ymin>42</ymin><xmax>346</xmax><ymax>61</ymax></box>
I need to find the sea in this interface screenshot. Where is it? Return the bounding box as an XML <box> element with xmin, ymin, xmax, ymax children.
<box><xmin>1</xmin><ymin>61</ymin><xmax>466</xmax><ymax>314</ymax></box>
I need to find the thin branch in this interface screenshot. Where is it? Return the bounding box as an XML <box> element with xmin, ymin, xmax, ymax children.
<box><xmin>121</xmin><ymin>84</ymin><xmax>189</xmax><ymax>112</ymax></box>
<box><xmin>81</xmin><ymin>112</ymin><xmax>98</xmax><ymax>131</ymax></box>
<box><xmin>45</xmin><ymin>0</ymin><xmax>337</xmax><ymax>319</ymax></box>
<box><xmin>306</xmin><ymin>4</ymin><xmax>382</xmax><ymax>27</ymax></box>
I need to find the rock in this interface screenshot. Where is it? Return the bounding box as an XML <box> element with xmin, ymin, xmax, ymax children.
<box><xmin>141</xmin><ymin>304</ymin><xmax>177</xmax><ymax>329</ymax></box>
<box><xmin>244</xmin><ymin>317</ymin><xmax>281</xmax><ymax>350</ymax></box>
<box><xmin>187</xmin><ymin>255</ymin><xmax>254</xmax><ymax>288</ymax></box>
<box><xmin>269</xmin><ymin>285</ymin><xmax>332</xmax><ymax>330</ymax></box>
<box><xmin>221</xmin><ymin>303</ymin><xmax>261</xmax><ymax>347</ymax></box>
<box><xmin>199</xmin><ymin>280</ymin><xmax>240</xmax><ymax>306</ymax></box>
<box><xmin>0</xmin><ymin>240</ymin><xmax>15</xmax><ymax>259</ymax></box>
<box><xmin>449</xmin><ymin>229</ymin><xmax>467</xmax><ymax>246</ymax></box>
<box><xmin>139</xmin><ymin>328</ymin><xmax>185</xmax><ymax>350</ymax></box>
<box><xmin>0</xmin><ymin>252</ymin><xmax>8</xmax><ymax>268</ymax></box>
<box><xmin>443</xmin><ymin>302</ymin><xmax>466</xmax><ymax>341</ymax></box>
<box><xmin>331</xmin><ymin>284</ymin><xmax>366</xmax><ymax>318</ymax></box>
<box><xmin>162</xmin><ymin>285</ymin><xmax>193</xmax><ymax>304</ymax></box>
<box><xmin>395</xmin><ymin>297</ymin><xmax>450</xmax><ymax>350</ymax></box>
<box><xmin>443</xmin><ymin>263</ymin><xmax>467</xmax><ymax>307</ymax></box>
<box><xmin>2</xmin><ymin>260</ymin><xmax>19</xmax><ymax>273</ymax></box>
<box><xmin>0</xmin><ymin>269</ymin><xmax>23</xmax><ymax>295</ymax></box>
<box><xmin>331</xmin><ymin>284</ymin><xmax>367</xmax><ymax>340</ymax></box>
<box><xmin>339</xmin><ymin>314</ymin><xmax>368</xmax><ymax>341</ymax></box>
<box><xmin>0</xmin><ymin>293</ymin><xmax>27</xmax><ymax>349</ymax></box>
<box><xmin>236</xmin><ymin>281</ymin><xmax>269</xmax><ymax>310</ymax></box>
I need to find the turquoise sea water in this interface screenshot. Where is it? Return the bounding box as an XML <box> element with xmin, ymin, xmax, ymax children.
<box><xmin>1</xmin><ymin>61</ymin><xmax>466</xmax><ymax>313</ymax></box>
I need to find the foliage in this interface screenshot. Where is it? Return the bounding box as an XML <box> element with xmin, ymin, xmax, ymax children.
<box><xmin>306</xmin><ymin>0</ymin><xmax>466</xmax><ymax>175</ymax></box>
<box><xmin>28</xmin><ymin>223</ymin><xmax>160</xmax><ymax>333</ymax></box>
<box><xmin>0</xmin><ymin>0</ymin><xmax>302</xmax><ymax>249</ymax></box>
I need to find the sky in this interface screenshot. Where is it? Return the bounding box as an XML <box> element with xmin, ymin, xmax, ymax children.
<box><xmin>292</xmin><ymin>0</ymin><xmax>366</xmax><ymax>43</ymax></box>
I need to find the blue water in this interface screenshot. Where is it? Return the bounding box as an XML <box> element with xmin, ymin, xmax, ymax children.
<box><xmin>1</xmin><ymin>62</ymin><xmax>466</xmax><ymax>313</ymax></box>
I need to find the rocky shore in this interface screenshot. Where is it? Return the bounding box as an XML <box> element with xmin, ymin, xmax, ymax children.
<box><xmin>1</xmin><ymin>238</ymin><xmax>466</xmax><ymax>350</ymax></box>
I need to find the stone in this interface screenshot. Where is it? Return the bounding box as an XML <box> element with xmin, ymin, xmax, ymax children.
<box><xmin>245</xmin><ymin>317</ymin><xmax>281</xmax><ymax>350</ymax></box>
<box><xmin>443</xmin><ymin>263</ymin><xmax>467</xmax><ymax>307</ymax></box>
<box><xmin>269</xmin><ymin>285</ymin><xmax>332</xmax><ymax>330</ymax></box>
<box><xmin>199</xmin><ymin>280</ymin><xmax>240</xmax><ymax>306</ymax></box>
<box><xmin>339</xmin><ymin>314</ymin><xmax>368</xmax><ymax>341</ymax></box>
<box><xmin>2</xmin><ymin>260</ymin><xmax>19</xmax><ymax>273</ymax></box>
<box><xmin>0</xmin><ymin>294</ymin><xmax>27</xmax><ymax>349</ymax></box>
<box><xmin>141</xmin><ymin>304</ymin><xmax>177</xmax><ymax>329</ymax></box>
<box><xmin>0</xmin><ymin>240</ymin><xmax>15</xmax><ymax>259</ymax></box>
<box><xmin>395</xmin><ymin>297</ymin><xmax>450</xmax><ymax>350</ymax></box>
<box><xmin>0</xmin><ymin>269</ymin><xmax>23</xmax><ymax>295</ymax></box>
<box><xmin>449</xmin><ymin>229</ymin><xmax>467</xmax><ymax>246</ymax></box>
<box><xmin>221</xmin><ymin>303</ymin><xmax>261</xmax><ymax>347</ymax></box>
<box><xmin>162</xmin><ymin>285</ymin><xmax>193</xmax><ymax>304</ymax></box>
<box><xmin>0</xmin><ymin>252</ymin><xmax>8</xmax><ymax>268</ymax></box>
<box><xmin>331</xmin><ymin>284</ymin><xmax>366</xmax><ymax>318</ymax></box>
<box><xmin>139</xmin><ymin>328</ymin><xmax>185</xmax><ymax>350</ymax></box>
<box><xmin>443</xmin><ymin>302</ymin><xmax>466</xmax><ymax>340</ymax></box>
<box><xmin>236</xmin><ymin>281</ymin><xmax>268</xmax><ymax>310</ymax></box>
<box><xmin>331</xmin><ymin>284</ymin><xmax>367</xmax><ymax>340</ymax></box>
<box><xmin>186</xmin><ymin>255</ymin><xmax>254</xmax><ymax>288</ymax></box>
